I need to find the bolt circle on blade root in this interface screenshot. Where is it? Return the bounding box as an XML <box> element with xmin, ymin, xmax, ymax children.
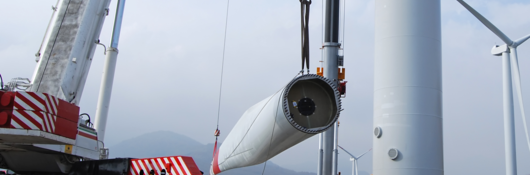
<box><xmin>282</xmin><ymin>74</ymin><xmax>341</xmax><ymax>134</ymax></box>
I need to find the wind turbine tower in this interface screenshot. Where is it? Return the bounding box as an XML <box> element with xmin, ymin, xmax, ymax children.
<box><xmin>373</xmin><ymin>0</ymin><xmax>443</xmax><ymax>175</ymax></box>
<box><xmin>338</xmin><ymin>146</ymin><xmax>371</xmax><ymax>175</ymax></box>
<box><xmin>457</xmin><ymin>1</ymin><xmax>530</xmax><ymax>175</ymax></box>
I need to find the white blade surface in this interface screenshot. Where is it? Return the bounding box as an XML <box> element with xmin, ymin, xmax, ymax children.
<box><xmin>514</xmin><ymin>34</ymin><xmax>530</xmax><ymax>48</ymax></box>
<box><xmin>457</xmin><ymin>0</ymin><xmax>513</xmax><ymax>45</ymax></box>
<box><xmin>510</xmin><ymin>47</ymin><xmax>530</xmax><ymax>154</ymax></box>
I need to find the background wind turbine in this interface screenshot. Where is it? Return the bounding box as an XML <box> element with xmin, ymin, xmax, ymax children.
<box><xmin>457</xmin><ymin>1</ymin><xmax>530</xmax><ymax>175</ymax></box>
<box><xmin>338</xmin><ymin>145</ymin><xmax>371</xmax><ymax>175</ymax></box>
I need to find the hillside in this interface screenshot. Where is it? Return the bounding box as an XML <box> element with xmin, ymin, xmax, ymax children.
<box><xmin>109</xmin><ymin>130</ymin><xmax>316</xmax><ymax>175</ymax></box>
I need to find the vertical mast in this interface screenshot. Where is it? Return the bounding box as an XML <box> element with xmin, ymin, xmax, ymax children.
<box><xmin>95</xmin><ymin>0</ymin><xmax>126</xmax><ymax>143</ymax></box>
<box><xmin>373</xmin><ymin>0</ymin><xmax>443</xmax><ymax>175</ymax></box>
<box><xmin>320</xmin><ymin>0</ymin><xmax>340</xmax><ymax>175</ymax></box>
<box><xmin>502</xmin><ymin>50</ymin><xmax>517</xmax><ymax>175</ymax></box>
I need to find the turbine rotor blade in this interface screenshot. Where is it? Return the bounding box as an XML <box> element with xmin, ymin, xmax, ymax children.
<box><xmin>457</xmin><ymin>0</ymin><xmax>513</xmax><ymax>45</ymax></box>
<box><xmin>338</xmin><ymin>145</ymin><xmax>356</xmax><ymax>158</ymax></box>
<box><xmin>514</xmin><ymin>34</ymin><xmax>530</xmax><ymax>48</ymax></box>
<box><xmin>510</xmin><ymin>47</ymin><xmax>530</xmax><ymax>155</ymax></box>
<box><xmin>356</xmin><ymin>148</ymin><xmax>372</xmax><ymax>159</ymax></box>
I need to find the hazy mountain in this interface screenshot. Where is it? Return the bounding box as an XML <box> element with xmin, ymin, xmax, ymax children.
<box><xmin>109</xmin><ymin>130</ymin><xmax>316</xmax><ymax>175</ymax></box>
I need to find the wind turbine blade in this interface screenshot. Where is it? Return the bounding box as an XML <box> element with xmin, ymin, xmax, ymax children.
<box><xmin>338</xmin><ymin>145</ymin><xmax>356</xmax><ymax>158</ymax></box>
<box><xmin>356</xmin><ymin>148</ymin><xmax>372</xmax><ymax>159</ymax></box>
<box><xmin>514</xmin><ymin>34</ymin><xmax>530</xmax><ymax>47</ymax></box>
<box><xmin>457</xmin><ymin>0</ymin><xmax>513</xmax><ymax>45</ymax></box>
<box><xmin>510</xmin><ymin>47</ymin><xmax>530</xmax><ymax>155</ymax></box>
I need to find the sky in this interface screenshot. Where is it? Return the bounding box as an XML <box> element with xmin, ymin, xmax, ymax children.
<box><xmin>1</xmin><ymin>0</ymin><xmax>530</xmax><ymax>175</ymax></box>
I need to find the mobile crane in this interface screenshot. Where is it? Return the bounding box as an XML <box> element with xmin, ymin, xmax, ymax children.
<box><xmin>0</xmin><ymin>1</ymin><xmax>344</xmax><ymax>175</ymax></box>
<box><xmin>0</xmin><ymin>1</ymin><xmax>201</xmax><ymax>174</ymax></box>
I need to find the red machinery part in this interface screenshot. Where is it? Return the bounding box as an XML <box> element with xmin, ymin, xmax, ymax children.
<box><xmin>0</xmin><ymin>111</ymin><xmax>10</xmax><ymax>126</ymax></box>
<box><xmin>0</xmin><ymin>91</ymin><xmax>14</xmax><ymax>127</ymax></box>
<box><xmin>0</xmin><ymin>91</ymin><xmax>79</xmax><ymax>139</ymax></box>
<box><xmin>54</xmin><ymin>99</ymin><xmax>80</xmax><ymax>139</ymax></box>
<box><xmin>54</xmin><ymin>117</ymin><xmax>78</xmax><ymax>139</ymax></box>
<box><xmin>129</xmin><ymin>156</ymin><xmax>202</xmax><ymax>175</ymax></box>
<box><xmin>1</xmin><ymin>92</ymin><xmax>14</xmax><ymax>107</ymax></box>
<box><xmin>339</xmin><ymin>81</ymin><xmax>347</xmax><ymax>95</ymax></box>
<box><xmin>57</xmin><ymin>99</ymin><xmax>80</xmax><ymax>122</ymax></box>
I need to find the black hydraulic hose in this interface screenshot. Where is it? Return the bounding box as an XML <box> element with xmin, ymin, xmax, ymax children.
<box><xmin>0</xmin><ymin>73</ymin><xmax>4</xmax><ymax>90</ymax></box>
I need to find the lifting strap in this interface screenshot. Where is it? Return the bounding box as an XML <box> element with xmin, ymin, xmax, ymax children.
<box><xmin>213</xmin><ymin>129</ymin><xmax>220</xmax><ymax>157</ymax></box>
<box><xmin>300</xmin><ymin>0</ymin><xmax>311</xmax><ymax>74</ymax></box>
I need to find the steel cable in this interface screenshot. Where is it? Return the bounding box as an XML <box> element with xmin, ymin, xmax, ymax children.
<box><xmin>216</xmin><ymin>0</ymin><xmax>230</xmax><ymax>130</ymax></box>
<box><xmin>213</xmin><ymin>0</ymin><xmax>231</xmax><ymax>163</ymax></box>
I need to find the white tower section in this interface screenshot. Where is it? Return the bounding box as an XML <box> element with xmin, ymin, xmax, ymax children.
<box><xmin>373</xmin><ymin>1</ymin><xmax>443</xmax><ymax>175</ymax></box>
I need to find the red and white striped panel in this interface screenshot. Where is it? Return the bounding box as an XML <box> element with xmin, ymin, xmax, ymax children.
<box><xmin>43</xmin><ymin>93</ymin><xmax>59</xmax><ymax>116</ymax></box>
<box><xmin>42</xmin><ymin>111</ymin><xmax>56</xmax><ymax>132</ymax></box>
<box><xmin>10</xmin><ymin>110</ymin><xmax>56</xmax><ymax>133</ymax></box>
<box><xmin>129</xmin><ymin>156</ymin><xmax>196</xmax><ymax>175</ymax></box>
<box><xmin>13</xmin><ymin>92</ymin><xmax>46</xmax><ymax>112</ymax></box>
<box><xmin>13</xmin><ymin>92</ymin><xmax>59</xmax><ymax>116</ymax></box>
